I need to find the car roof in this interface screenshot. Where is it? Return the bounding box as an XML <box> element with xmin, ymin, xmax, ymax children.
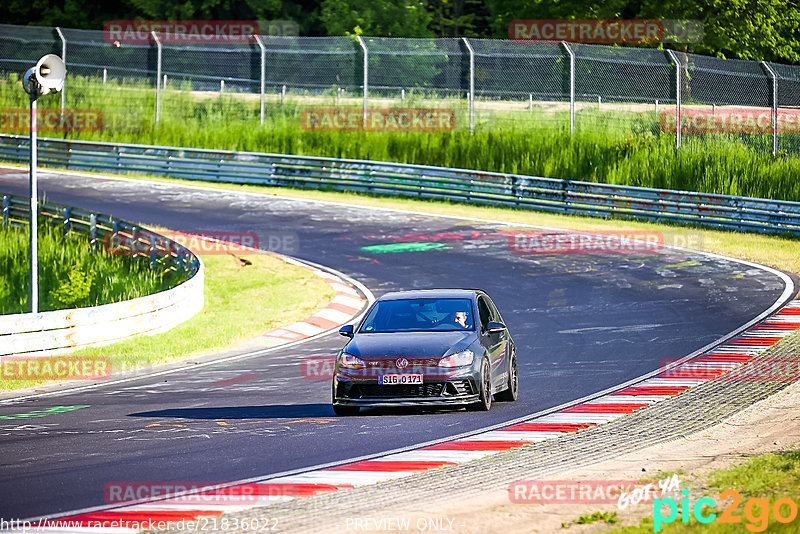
<box><xmin>376</xmin><ymin>289</ymin><xmax>483</xmax><ymax>301</ymax></box>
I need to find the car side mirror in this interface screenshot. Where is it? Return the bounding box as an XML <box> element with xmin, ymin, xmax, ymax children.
<box><xmin>339</xmin><ymin>324</ymin><xmax>354</xmax><ymax>338</ymax></box>
<box><xmin>486</xmin><ymin>321</ymin><xmax>506</xmax><ymax>334</ymax></box>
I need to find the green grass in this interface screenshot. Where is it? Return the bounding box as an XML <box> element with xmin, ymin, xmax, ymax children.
<box><xmin>3</xmin><ymin>73</ymin><xmax>800</xmax><ymax>202</ymax></box>
<box><xmin>577</xmin><ymin>511</ymin><xmax>619</xmax><ymax>525</ymax></box>
<box><xmin>0</xmin><ymin>221</ymin><xmax>180</xmax><ymax>314</ymax></box>
<box><xmin>0</xmin><ymin>250</ymin><xmax>336</xmax><ymax>391</ymax></box>
<box><xmin>609</xmin><ymin>450</ymin><xmax>800</xmax><ymax>533</ymax></box>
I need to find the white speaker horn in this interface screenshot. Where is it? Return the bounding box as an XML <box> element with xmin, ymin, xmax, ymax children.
<box><xmin>34</xmin><ymin>54</ymin><xmax>66</xmax><ymax>96</ymax></box>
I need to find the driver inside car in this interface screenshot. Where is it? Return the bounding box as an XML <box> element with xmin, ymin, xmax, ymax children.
<box><xmin>454</xmin><ymin>310</ymin><xmax>471</xmax><ymax>329</ymax></box>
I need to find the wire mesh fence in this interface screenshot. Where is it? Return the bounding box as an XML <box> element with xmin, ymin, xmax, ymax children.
<box><xmin>1</xmin><ymin>23</ymin><xmax>799</xmax><ymax>154</ymax></box>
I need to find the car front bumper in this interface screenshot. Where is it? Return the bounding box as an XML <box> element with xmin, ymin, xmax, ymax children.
<box><xmin>333</xmin><ymin>376</ymin><xmax>480</xmax><ymax>407</ymax></box>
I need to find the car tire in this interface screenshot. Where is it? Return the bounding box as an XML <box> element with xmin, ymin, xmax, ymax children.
<box><xmin>332</xmin><ymin>404</ymin><xmax>359</xmax><ymax>416</ymax></box>
<box><xmin>332</xmin><ymin>384</ymin><xmax>359</xmax><ymax>416</ymax></box>
<box><xmin>495</xmin><ymin>348</ymin><xmax>518</xmax><ymax>402</ymax></box>
<box><xmin>469</xmin><ymin>358</ymin><xmax>492</xmax><ymax>411</ymax></box>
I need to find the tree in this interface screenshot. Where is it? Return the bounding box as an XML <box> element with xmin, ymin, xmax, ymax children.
<box><xmin>319</xmin><ymin>0</ymin><xmax>433</xmax><ymax>37</ymax></box>
<box><xmin>483</xmin><ymin>0</ymin><xmax>800</xmax><ymax>63</ymax></box>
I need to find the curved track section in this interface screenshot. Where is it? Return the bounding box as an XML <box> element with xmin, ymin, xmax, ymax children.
<box><xmin>0</xmin><ymin>168</ymin><xmax>792</xmax><ymax>521</ymax></box>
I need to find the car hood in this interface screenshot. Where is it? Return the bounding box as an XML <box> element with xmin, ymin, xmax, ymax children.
<box><xmin>345</xmin><ymin>331</ymin><xmax>475</xmax><ymax>360</ymax></box>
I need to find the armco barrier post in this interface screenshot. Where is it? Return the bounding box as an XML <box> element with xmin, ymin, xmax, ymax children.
<box><xmin>357</xmin><ymin>35</ymin><xmax>368</xmax><ymax>128</ymax></box>
<box><xmin>561</xmin><ymin>41</ymin><xmax>575</xmax><ymax>135</ymax></box>
<box><xmin>462</xmin><ymin>37</ymin><xmax>475</xmax><ymax>134</ymax></box>
<box><xmin>666</xmin><ymin>49</ymin><xmax>681</xmax><ymax>149</ymax></box>
<box><xmin>762</xmin><ymin>62</ymin><xmax>778</xmax><ymax>156</ymax></box>
<box><xmin>151</xmin><ymin>31</ymin><xmax>162</xmax><ymax>125</ymax></box>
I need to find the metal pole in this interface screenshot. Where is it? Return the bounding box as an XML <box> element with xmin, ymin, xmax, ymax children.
<box><xmin>462</xmin><ymin>37</ymin><xmax>475</xmax><ymax>134</ymax></box>
<box><xmin>103</xmin><ymin>68</ymin><xmax>107</xmax><ymax>84</ymax></box>
<box><xmin>253</xmin><ymin>34</ymin><xmax>266</xmax><ymax>125</ymax></box>
<box><xmin>357</xmin><ymin>36</ymin><xmax>368</xmax><ymax>128</ymax></box>
<box><xmin>666</xmin><ymin>49</ymin><xmax>681</xmax><ymax>149</ymax></box>
<box><xmin>762</xmin><ymin>61</ymin><xmax>778</xmax><ymax>156</ymax></box>
<box><xmin>151</xmin><ymin>31</ymin><xmax>162</xmax><ymax>125</ymax></box>
<box><xmin>56</xmin><ymin>27</ymin><xmax>66</xmax><ymax>117</ymax></box>
<box><xmin>29</xmin><ymin>96</ymin><xmax>38</xmax><ymax>313</ymax></box>
<box><xmin>561</xmin><ymin>41</ymin><xmax>575</xmax><ymax>135</ymax></box>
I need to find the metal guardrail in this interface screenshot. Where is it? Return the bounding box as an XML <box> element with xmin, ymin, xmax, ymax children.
<box><xmin>0</xmin><ymin>191</ymin><xmax>204</xmax><ymax>357</ymax></box>
<box><xmin>1</xmin><ymin>134</ymin><xmax>799</xmax><ymax>236</ymax></box>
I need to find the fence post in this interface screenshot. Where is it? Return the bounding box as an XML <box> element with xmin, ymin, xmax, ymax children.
<box><xmin>56</xmin><ymin>27</ymin><xmax>66</xmax><ymax>117</ymax></box>
<box><xmin>762</xmin><ymin>61</ymin><xmax>778</xmax><ymax>156</ymax></box>
<box><xmin>462</xmin><ymin>37</ymin><xmax>475</xmax><ymax>134</ymax></box>
<box><xmin>666</xmin><ymin>49</ymin><xmax>681</xmax><ymax>149</ymax></box>
<box><xmin>63</xmin><ymin>207</ymin><xmax>71</xmax><ymax>235</ymax></box>
<box><xmin>357</xmin><ymin>36</ymin><xmax>368</xmax><ymax>128</ymax></box>
<box><xmin>2</xmin><ymin>196</ymin><xmax>9</xmax><ymax>227</ymax></box>
<box><xmin>151</xmin><ymin>31</ymin><xmax>162</xmax><ymax>125</ymax></box>
<box><xmin>89</xmin><ymin>213</ymin><xmax>97</xmax><ymax>249</ymax></box>
<box><xmin>149</xmin><ymin>233</ymin><xmax>157</xmax><ymax>270</ymax></box>
<box><xmin>253</xmin><ymin>34</ymin><xmax>266</xmax><ymax>125</ymax></box>
<box><xmin>561</xmin><ymin>41</ymin><xmax>575</xmax><ymax>135</ymax></box>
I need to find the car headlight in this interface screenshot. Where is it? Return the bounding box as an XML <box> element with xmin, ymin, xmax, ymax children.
<box><xmin>338</xmin><ymin>352</ymin><xmax>366</xmax><ymax>370</ymax></box>
<box><xmin>438</xmin><ymin>349</ymin><xmax>474</xmax><ymax>368</ymax></box>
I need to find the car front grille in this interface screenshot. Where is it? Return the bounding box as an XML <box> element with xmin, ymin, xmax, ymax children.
<box><xmin>348</xmin><ymin>379</ymin><xmax>475</xmax><ymax>399</ymax></box>
<box><xmin>352</xmin><ymin>383</ymin><xmax>446</xmax><ymax>398</ymax></box>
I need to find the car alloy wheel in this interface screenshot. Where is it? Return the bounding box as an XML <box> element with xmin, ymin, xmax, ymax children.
<box><xmin>470</xmin><ymin>358</ymin><xmax>492</xmax><ymax>411</ymax></box>
<box><xmin>495</xmin><ymin>349</ymin><xmax>518</xmax><ymax>402</ymax></box>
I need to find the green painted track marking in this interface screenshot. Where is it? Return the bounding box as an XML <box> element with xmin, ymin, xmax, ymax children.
<box><xmin>361</xmin><ymin>242</ymin><xmax>453</xmax><ymax>254</ymax></box>
<box><xmin>0</xmin><ymin>405</ymin><xmax>91</xmax><ymax>420</ymax></box>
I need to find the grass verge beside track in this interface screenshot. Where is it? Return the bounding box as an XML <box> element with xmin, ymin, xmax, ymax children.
<box><xmin>0</xmin><ymin>250</ymin><xmax>335</xmax><ymax>392</ymax></box>
<box><xmin>607</xmin><ymin>449</ymin><xmax>800</xmax><ymax>532</ymax></box>
<box><xmin>3</xmin><ymin>75</ymin><xmax>800</xmax><ymax>201</ymax></box>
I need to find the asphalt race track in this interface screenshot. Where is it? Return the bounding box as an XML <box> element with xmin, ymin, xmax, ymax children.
<box><xmin>0</xmin><ymin>169</ymin><xmax>791</xmax><ymax>520</ymax></box>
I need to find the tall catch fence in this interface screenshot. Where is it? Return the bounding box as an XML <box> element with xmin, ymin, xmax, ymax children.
<box><xmin>1</xmin><ymin>23</ymin><xmax>799</xmax><ymax>154</ymax></box>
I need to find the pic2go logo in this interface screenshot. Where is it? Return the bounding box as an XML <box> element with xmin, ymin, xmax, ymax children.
<box><xmin>654</xmin><ymin>489</ymin><xmax>799</xmax><ymax>532</ymax></box>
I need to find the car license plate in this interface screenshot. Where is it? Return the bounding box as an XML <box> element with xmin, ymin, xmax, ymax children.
<box><xmin>379</xmin><ymin>374</ymin><xmax>423</xmax><ymax>385</ymax></box>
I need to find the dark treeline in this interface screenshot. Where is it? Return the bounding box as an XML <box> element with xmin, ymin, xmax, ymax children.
<box><xmin>2</xmin><ymin>0</ymin><xmax>799</xmax><ymax>63</ymax></box>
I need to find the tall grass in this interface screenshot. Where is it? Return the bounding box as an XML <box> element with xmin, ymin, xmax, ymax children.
<box><xmin>0</xmin><ymin>221</ymin><xmax>181</xmax><ymax>314</ymax></box>
<box><xmin>2</xmin><ymin>74</ymin><xmax>800</xmax><ymax>201</ymax></box>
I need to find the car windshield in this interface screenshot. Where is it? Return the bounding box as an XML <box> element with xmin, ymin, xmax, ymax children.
<box><xmin>359</xmin><ymin>298</ymin><xmax>475</xmax><ymax>333</ymax></box>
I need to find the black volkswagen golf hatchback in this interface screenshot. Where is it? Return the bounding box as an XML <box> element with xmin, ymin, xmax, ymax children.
<box><xmin>332</xmin><ymin>289</ymin><xmax>517</xmax><ymax>415</ymax></box>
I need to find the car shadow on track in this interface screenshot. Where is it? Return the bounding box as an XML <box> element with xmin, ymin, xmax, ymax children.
<box><xmin>129</xmin><ymin>404</ymin><xmax>472</xmax><ymax>420</ymax></box>
<box><xmin>129</xmin><ymin>404</ymin><xmax>336</xmax><ymax>419</ymax></box>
